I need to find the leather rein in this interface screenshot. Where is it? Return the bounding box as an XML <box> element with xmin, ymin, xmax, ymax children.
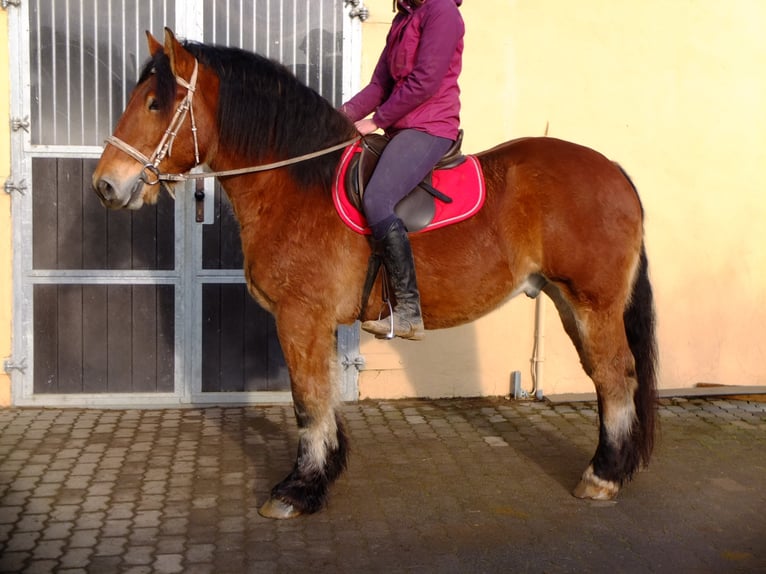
<box><xmin>105</xmin><ymin>57</ymin><xmax>359</xmax><ymax>197</ymax></box>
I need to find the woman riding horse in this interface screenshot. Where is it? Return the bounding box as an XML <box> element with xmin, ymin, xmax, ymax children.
<box><xmin>341</xmin><ymin>0</ymin><xmax>465</xmax><ymax>341</ymax></box>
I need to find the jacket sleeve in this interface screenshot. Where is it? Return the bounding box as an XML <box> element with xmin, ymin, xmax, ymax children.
<box><xmin>340</xmin><ymin>44</ymin><xmax>395</xmax><ymax>122</ymax></box>
<box><xmin>372</xmin><ymin>5</ymin><xmax>462</xmax><ymax>129</ymax></box>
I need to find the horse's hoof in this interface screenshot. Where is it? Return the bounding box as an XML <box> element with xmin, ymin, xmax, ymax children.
<box><xmin>572</xmin><ymin>465</ymin><xmax>620</xmax><ymax>500</ymax></box>
<box><xmin>258</xmin><ymin>497</ymin><xmax>302</xmax><ymax>520</ymax></box>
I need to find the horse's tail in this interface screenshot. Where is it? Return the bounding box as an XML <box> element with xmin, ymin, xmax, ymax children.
<box><xmin>624</xmin><ymin>241</ymin><xmax>658</xmax><ymax>467</ymax></box>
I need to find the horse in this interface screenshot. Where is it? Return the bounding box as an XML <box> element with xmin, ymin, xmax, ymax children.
<box><xmin>92</xmin><ymin>29</ymin><xmax>658</xmax><ymax>519</ymax></box>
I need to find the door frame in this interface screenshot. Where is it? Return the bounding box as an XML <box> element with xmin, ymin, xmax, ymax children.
<box><xmin>6</xmin><ymin>0</ymin><xmax>363</xmax><ymax>407</ymax></box>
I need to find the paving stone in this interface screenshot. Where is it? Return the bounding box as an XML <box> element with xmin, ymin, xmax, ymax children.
<box><xmin>156</xmin><ymin>537</ymin><xmax>185</xmax><ymax>554</ymax></box>
<box><xmin>5</xmin><ymin>531</ymin><xmax>40</xmax><ymax>552</ymax></box>
<box><xmin>94</xmin><ymin>536</ymin><xmax>128</xmax><ymax>557</ymax></box>
<box><xmin>123</xmin><ymin>545</ymin><xmax>155</xmax><ymax>566</ymax></box>
<box><xmin>15</xmin><ymin>514</ymin><xmax>46</xmax><ymax>533</ymax></box>
<box><xmin>129</xmin><ymin>526</ymin><xmax>160</xmax><ymax>546</ymax></box>
<box><xmin>153</xmin><ymin>554</ymin><xmax>184</xmax><ymax>574</ymax></box>
<box><xmin>0</xmin><ymin>506</ymin><xmax>24</xmax><ymax>524</ymax></box>
<box><xmin>20</xmin><ymin>559</ymin><xmax>58</xmax><ymax>574</ymax></box>
<box><xmin>0</xmin><ymin>551</ymin><xmax>29</xmax><ymax>573</ymax></box>
<box><xmin>41</xmin><ymin>520</ymin><xmax>74</xmax><ymax>540</ymax></box>
<box><xmin>85</xmin><ymin>556</ymin><xmax>122</xmax><ymax>572</ymax></box>
<box><xmin>29</xmin><ymin>539</ymin><xmax>65</xmax><ymax>560</ymax></box>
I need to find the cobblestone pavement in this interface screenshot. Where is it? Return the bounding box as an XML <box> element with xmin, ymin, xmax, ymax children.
<box><xmin>0</xmin><ymin>396</ymin><xmax>764</xmax><ymax>573</ymax></box>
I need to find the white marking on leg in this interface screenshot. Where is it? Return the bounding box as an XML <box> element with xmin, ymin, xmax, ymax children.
<box><xmin>299</xmin><ymin>409</ymin><xmax>339</xmax><ymax>474</ymax></box>
<box><xmin>604</xmin><ymin>392</ymin><xmax>637</xmax><ymax>446</ymax></box>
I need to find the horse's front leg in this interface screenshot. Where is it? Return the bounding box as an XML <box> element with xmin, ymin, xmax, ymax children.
<box><xmin>258</xmin><ymin>311</ymin><xmax>348</xmax><ymax>519</ymax></box>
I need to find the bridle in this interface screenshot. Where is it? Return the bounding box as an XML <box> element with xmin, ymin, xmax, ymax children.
<box><xmin>104</xmin><ymin>57</ymin><xmax>359</xmax><ymax>196</ymax></box>
<box><xmin>105</xmin><ymin>59</ymin><xmax>201</xmax><ymax>190</ymax></box>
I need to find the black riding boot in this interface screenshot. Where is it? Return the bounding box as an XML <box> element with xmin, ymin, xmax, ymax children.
<box><xmin>362</xmin><ymin>218</ymin><xmax>425</xmax><ymax>340</ymax></box>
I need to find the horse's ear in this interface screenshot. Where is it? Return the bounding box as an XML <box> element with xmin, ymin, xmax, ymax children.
<box><xmin>146</xmin><ymin>31</ymin><xmax>163</xmax><ymax>57</ymax></box>
<box><xmin>163</xmin><ymin>27</ymin><xmax>194</xmax><ymax>78</ymax></box>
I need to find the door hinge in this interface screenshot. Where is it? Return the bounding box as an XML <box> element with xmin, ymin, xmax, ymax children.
<box><xmin>1</xmin><ymin>0</ymin><xmax>21</xmax><ymax>9</ymax></box>
<box><xmin>341</xmin><ymin>354</ymin><xmax>366</xmax><ymax>371</ymax></box>
<box><xmin>345</xmin><ymin>0</ymin><xmax>369</xmax><ymax>22</ymax></box>
<box><xmin>4</xmin><ymin>179</ymin><xmax>27</xmax><ymax>195</ymax></box>
<box><xmin>4</xmin><ymin>357</ymin><xmax>27</xmax><ymax>374</ymax></box>
<box><xmin>11</xmin><ymin>116</ymin><xmax>30</xmax><ymax>132</ymax></box>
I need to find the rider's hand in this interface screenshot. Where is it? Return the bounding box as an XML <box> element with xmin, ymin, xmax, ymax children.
<box><xmin>354</xmin><ymin>118</ymin><xmax>379</xmax><ymax>135</ymax></box>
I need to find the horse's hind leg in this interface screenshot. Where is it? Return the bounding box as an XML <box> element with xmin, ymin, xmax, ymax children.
<box><xmin>547</xmin><ymin>287</ymin><xmax>647</xmax><ymax>500</ymax></box>
<box><xmin>258</xmin><ymin>311</ymin><xmax>348</xmax><ymax>519</ymax></box>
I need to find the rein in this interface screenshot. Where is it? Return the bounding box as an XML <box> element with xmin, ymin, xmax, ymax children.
<box><xmin>105</xmin><ymin>57</ymin><xmax>360</xmax><ymax>194</ymax></box>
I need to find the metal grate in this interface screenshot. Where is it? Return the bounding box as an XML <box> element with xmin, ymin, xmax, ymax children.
<box><xmin>28</xmin><ymin>0</ymin><xmax>176</xmax><ymax>146</ymax></box>
<box><xmin>203</xmin><ymin>0</ymin><xmax>344</xmax><ymax>105</ymax></box>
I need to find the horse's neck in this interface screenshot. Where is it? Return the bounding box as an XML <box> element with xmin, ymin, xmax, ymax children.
<box><xmin>215</xmin><ymin>167</ymin><xmax>323</xmax><ymax>233</ymax></box>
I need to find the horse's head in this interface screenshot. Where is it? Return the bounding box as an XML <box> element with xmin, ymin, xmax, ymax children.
<box><xmin>92</xmin><ymin>28</ymin><xmax>218</xmax><ymax>209</ymax></box>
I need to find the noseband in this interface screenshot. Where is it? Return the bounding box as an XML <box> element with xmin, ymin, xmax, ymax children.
<box><xmin>104</xmin><ymin>57</ymin><xmax>359</xmax><ymax>196</ymax></box>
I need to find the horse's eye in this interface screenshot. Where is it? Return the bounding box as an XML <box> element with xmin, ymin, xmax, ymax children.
<box><xmin>148</xmin><ymin>97</ymin><xmax>160</xmax><ymax>111</ymax></box>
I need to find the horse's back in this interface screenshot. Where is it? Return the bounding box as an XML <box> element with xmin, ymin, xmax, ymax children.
<box><xmin>479</xmin><ymin>136</ymin><xmax>643</xmax><ymax>239</ymax></box>
<box><xmin>479</xmin><ymin>136</ymin><xmax>636</xmax><ymax>199</ymax></box>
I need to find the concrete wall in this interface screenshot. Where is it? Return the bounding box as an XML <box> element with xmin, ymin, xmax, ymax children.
<box><xmin>356</xmin><ymin>0</ymin><xmax>766</xmax><ymax>399</ymax></box>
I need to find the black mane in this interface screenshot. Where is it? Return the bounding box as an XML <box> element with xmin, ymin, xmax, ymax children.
<box><xmin>140</xmin><ymin>41</ymin><xmax>356</xmax><ymax>189</ymax></box>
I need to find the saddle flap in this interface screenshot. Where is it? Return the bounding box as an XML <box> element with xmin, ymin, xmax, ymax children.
<box><xmin>394</xmin><ymin>185</ymin><xmax>436</xmax><ymax>233</ymax></box>
<box><xmin>343</xmin><ymin>131</ymin><xmax>464</xmax><ymax>232</ymax></box>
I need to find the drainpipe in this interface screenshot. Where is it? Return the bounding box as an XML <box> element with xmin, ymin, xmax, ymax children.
<box><xmin>531</xmin><ymin>295</ymin><xmax>546</xmax><ymax>399</ymax></box>
<box><xmin>531</xmin><ymin>122</ymin><xmax>550</xmax><ymax>400</ymax></box>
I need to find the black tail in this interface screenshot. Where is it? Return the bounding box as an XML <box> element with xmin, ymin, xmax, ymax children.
<box><xmin>624</xmin><ymin>243</ymin><xmax>658</xmax><ymax>466</ymax></box>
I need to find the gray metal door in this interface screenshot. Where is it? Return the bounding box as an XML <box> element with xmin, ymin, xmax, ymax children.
<box><xmin>7</xmin><ymin>0</ymin><xmax>362</xmax><ymax>406</ymax></box>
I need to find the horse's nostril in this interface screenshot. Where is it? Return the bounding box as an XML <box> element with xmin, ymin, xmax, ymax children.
<box><xmin>94</xmin><ymin>179</ymin><xmax>113</xmax><ymax>201</ymax></box>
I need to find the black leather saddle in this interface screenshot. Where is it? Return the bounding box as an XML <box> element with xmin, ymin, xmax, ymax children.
<box><xmin>345</xmin><ymin>130</ymin><xmax>466</xmax><ymax>232</ymax></box>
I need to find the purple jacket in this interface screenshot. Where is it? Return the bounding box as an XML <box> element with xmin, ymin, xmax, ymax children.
<box><xmin>341</xmin><ymin>0</ymin><xmax>464</xmax><ymax>140</ymax></box>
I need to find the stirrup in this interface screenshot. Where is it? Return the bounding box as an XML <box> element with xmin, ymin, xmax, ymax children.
<box><xmin>377</xmin><ymin>299</ymin><xmax>395</xmax><ymax>340</ymax></box>
<box><xmin>379</xmin><ymin>265</ymin><xmax>395</xmax><ymax>339</ymax></box>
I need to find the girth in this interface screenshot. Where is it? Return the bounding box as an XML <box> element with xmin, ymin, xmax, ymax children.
<box><xmin>345</xmin><ymin>130</ymin><xmax>465</xmax><ymax>233</ymax></box>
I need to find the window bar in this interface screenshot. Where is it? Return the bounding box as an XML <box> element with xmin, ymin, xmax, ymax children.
<box><xmin>238</xmin><ymin>0</ymin><xmax>244</xmax><ymax>49</ymax></box>
<box><xmin>107</xmin><ymin>1</ymin><xmax>113</xmax><ymax>134</ymax></box>
<box><xmin>252</xmin><ymin>0</ymin><xmax>258</xmax><ymax>53</ymax></box>
<box><xmin>136</xmin><ymin>1</ymin><xmax>141</xmax><ymax>82</ymax></box>
<box><xmin>34</xmin><ymin>0</ymin><xmax>43</xmax><ymax>144</ymax></box>
<box><xmin>51</xmin><ymin>0</ymin><xmax>58</xmax><ymax>144</ymax></box>
<box><xmin>290</xmin><ymin>0</ymin><xmax>296</xmax><ymax>74</ymax></box>
<box><xmin>265</xmin><ymin>1</ymin><xmax>270</xmax><ymax>58</ymax></box>
<box><xmin>278</xmin><ymin>0</ymin><xmax>283</xmax><ymax>62</ymax></box>
<box><xmin>225</xmin><ymin>0</ymin><xmax>231</xmax><ymax>46</ymax></box>
<box><xmin>79</xmin><ymin>0</ymin><xmax>85</xmax><ymax>144</ymax></box>
<box><xmin>121</xmin><ymin>0</ymin><xmax>127</xmax><ymax>110</ymax></box>
<box><xmin>65</xmin><ymin>0</ymin><xmax>72</xmax><ymax>144</ymax></box>
<box><xmin>330</xmin><ymin>0</ymin><xmax>338</xmax><ymax>106</ymax></box>
<box><xmin>318</xmin><ymin>0</ymin><xmax>324</xmax><ymax>95</ymax></box>
<box><xmin>229</xmin><ymin>0</ymin><xmax>234</xmax><ymax>46</ymax></box>
<box><xmin>93</xmin><ymin>0</ymin><xmax>100</xmax><ymax>143</ymax></box>
<box><xmin>303</xmin><ymin>0</ymin><xmax>309</xmax><ymax>84</ymax></box>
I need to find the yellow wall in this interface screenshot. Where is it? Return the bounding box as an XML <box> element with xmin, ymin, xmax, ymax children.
<box><xmin>357</xmin><ymin>0</ymin><xmax>766</xmax><ymax>398</ymax></box>
<box><xmin>0</xmin><ymin>9</ymin><xmax>11</xmax><ymax>406</ymax></box>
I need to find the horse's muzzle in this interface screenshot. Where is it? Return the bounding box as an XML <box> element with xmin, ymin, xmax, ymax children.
<box><xmin>93</xmin><ymin>175</ymin><xmax>144</xmax><ymax>210</ymax></box>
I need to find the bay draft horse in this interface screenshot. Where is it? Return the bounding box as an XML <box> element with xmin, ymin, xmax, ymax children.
<box><xmin>93</xmin><ymin>30</ymin><xmax>658</xmax><ymax>519</ymax></box>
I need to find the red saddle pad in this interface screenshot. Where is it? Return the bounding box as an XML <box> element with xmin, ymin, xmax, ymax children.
<box><xmin>333</xmin><ymin>142</ymin><xmax>486</xmax><ymax>235</ymax></box>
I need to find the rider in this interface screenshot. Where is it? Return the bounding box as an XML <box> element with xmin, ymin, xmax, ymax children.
<box><xmin>340</xmin><ymin>0</ymin><xmax>464</xmax><ymax>340</ymax></box>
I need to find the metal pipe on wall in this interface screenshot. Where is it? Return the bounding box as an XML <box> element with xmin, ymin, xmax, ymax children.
<box><xmin>531</xmin><ymin>295</ymin><xmax>546</xmax><ymax>399</ymax></box>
